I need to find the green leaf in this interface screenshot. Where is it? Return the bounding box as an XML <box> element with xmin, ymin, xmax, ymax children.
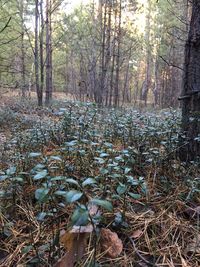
<box><xmin>51</xmin><ymin>176</ymin><xmax>65</xmax><ymax>181</ymax></box>
<box><xmin>104</xmin><ymin>142</ymin><xmax>113</xmax><ymax>148</ymax></box>
<box><xmin>0</xmin><ymin>175</ymin><xmax>8</xmax><ymax>181</ymax></box>
<box><xmin>82</xmin><ymin>178</ymin><xmax>97</xmax><ymax>187</ymax></box>
<box><xmin>71</xmin><ymin>207</ymin><xmax>89</xmax><ymax>226</ymax></box>
<box><xmin>22</xmin><ymin>245</ymin><xmax>33</xmax><ymax>254</ymax></box>
<box><xmin>127</xmin><ymin>176</ymin><xmax>139</xmax><ymax>186</ymax></box>
<box><xmin>37</xmin><ymin>212</ymin><xmax>47</xmax><ymax>221</ymax></box>
<box><xmin>33</xmin><ymin>170</ymin><xmax>48</xmax><ymax>180</ymax></box>
<box><xmin>99</xmin><ymin>153</ymin><xmax>109</xmax><ymax>158</ymax></box>
<box><xmin>78</xmin><ymin>150</ymin><xmax>85</xmax><ymax>156</ymax></box>
<box><xmin>125</xmin><ymin>167</ymin><xmax>131</xmax><ymax>174</ymax></box>
<box><xmin>38</xmin><ymin>243</ymin><xmax>50</xmax><ymax>252</ymax></box>
<box><xmin>111</xmin><ymin>194</ymin><xmax>121</xmax><ymax>200</ymax></box>
<box><xmin>6</xmin><ymin>166</ymin><xmax>16</xmax><ymax>175</ymax></box>
<box><xmin>29</xmin><ymin>152</ymin><xmax>42</xmax><ymax>158</ymax></box>
<box><xmin>60</xmin><ymin>108</ymin><xmax>67</xmax><ymax>112</ymax></box>
<box><xmin>50</xmin><ymin>156</ymin><xmax>62</xmax><ymax>161</ymax></box>
<box><xmin>66</xmin><ymin>140</ymin><xmax>77</xmax><ymax>146</ymax></box>
<box><xmin>114</xmin><ymin>212</ymin><xmax>123</xmax><ymax>225</ymax></box>
<box><xmin>0</xmin><ymin>190</ymin><xmax>5</xmax><ymax>197</ymax></box>
<box><xmin>100</xmin><ymin>168</ymin><xmax>109</xmax><ymax>175</ymax></box>
<box><xmin>65</xmin><ymin>190</ymin><xmax>83</xmax><ymax>203</ymax></box>
<box><xmin>34</xmin><ymin>164</ymin><xmax>45</xmax><ymax>170</ymax></box>
<box><xmin>128</xmin><ymin>193</ymin><xmax>141</xmax><ymax>199</ymax></box>
<box><xmin>116</xmin><ymin>184</ymin><xmax>127</xmax><ymax>195</ymax></box>
<box><xmin>54</xmin><ymin>190</ymin><xmax>67</xmax><ymax>196</ymax></box>
<box><xmin>35</xmin><ymin>188</ymin><xmax>49</xmax><ymax>202</ymax></box>
<box><xmin>115</xmin><ymin>156</ymin><xmax>123</xmax><ymax>161</ymax></box>
<box><xmin>141</xmin><ymin>183</ymin><xmax>148</xmax><ymax>194</ymax></box>
<box><xmin>94</xmin><ymin>157</ymin><xmax>105</xmax><ymax>164</ymax></box>
<box><xmin>110</xmin><ymin>173</ymin><xmax>121</xmax><ymax>179</ymax></box>
<box><xmin>65</xmin><ymin>178</ymin><xmax>79</xmax><ymax>186</ymax></box>
<box><xmin>12</xmin><ymin>177</ymin><xmax>24</xmax><ymax>182</ymax></box>
<box><xmin>90</xmin><ymin>198</ymin><xmax>113</xmax><ymax>211</ymax></box>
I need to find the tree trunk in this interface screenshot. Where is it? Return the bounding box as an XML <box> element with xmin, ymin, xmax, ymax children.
<box><xmin>114</xmin><ymin>0</ymin><xmax>122</xmax><ymax>107</ymax></box>
<box><xmin>180</xmin><ymin>0</ymin><xmax>200</xmax><ymax>161</ymax></box>
<box><xmin>19</xmin><ymin>0</ymin><xmax>26</xmax><ymax>98</ymax></box>
<box><xmin>109</xmin><ymin>5</ymin><xmax>117</xmax><ymax>107</ymax></box>
<box><xmin>40</xmin><ymin>0</ymin><xmax>44</xmax><ymax>102</ymax></box>
<box><xmin>104</xmin><ymin>1</ymin><xmax>112</xmax><ymax>106</ymax></box>
<box><xmin>35</xmin><ymin>0</ymin><xmax>42</xmax><ymax>106</ymax></box>
<box><xmin>45</xmin><ymin>0</ymin><xmax>53</xmax><ymax>105</ymax></box>
<box><xmin>141</xmin><ymin>0</ymin><xmax>151</xmax><ymax>106</ymax></box>
<box><xmin>98</xmin><ymin>0</ymin><xmax>107</xmax><ymax>105</ymax></box>
<box><xmin>153</xmin><ymin>57</ymin><xmax>159</xmax><ymax>107</ymax></box>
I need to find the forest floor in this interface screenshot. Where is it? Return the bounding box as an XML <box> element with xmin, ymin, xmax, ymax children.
<box><xmin>0</xmin><ymin>91</ymin><xmax>72</xmax><ymax>147</ymax></box>
<box><xmin>0</xmin><ymin>94</ymin><xmax>200</xmax><ymax>267</ymax></box>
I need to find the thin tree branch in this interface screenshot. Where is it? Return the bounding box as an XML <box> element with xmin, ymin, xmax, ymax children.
<box><xmin>0</xmin><ymin>16</ymin><xmax>11</xmax><ymax>34</ymax></box>
<box><xmin>159</xmin><ymin>55</ymin><xmax>184</xmax><ymax>71</ymax></box>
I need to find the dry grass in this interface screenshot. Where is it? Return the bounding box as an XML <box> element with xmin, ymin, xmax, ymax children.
<box><xmin>0</xmin><ymin>89</ymin><xmax>77</xmax><ymax>107</ymax></box>
<box><xmin>1</xmin><ymin>173</ymin><xmax>200</xmax><ymax>267</ymax></box>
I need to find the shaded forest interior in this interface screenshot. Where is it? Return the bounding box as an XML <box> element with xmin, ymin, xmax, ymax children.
<box><xmin>0</xmin><ymin>0</ymin><xmax>189</xmax><ymax>107</ymax></box>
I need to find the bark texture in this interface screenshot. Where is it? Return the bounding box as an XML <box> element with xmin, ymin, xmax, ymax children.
<box><xmin>180</xmin><ymin>0</ymin><xmax>200</xmax><ymax>161</ymax></box>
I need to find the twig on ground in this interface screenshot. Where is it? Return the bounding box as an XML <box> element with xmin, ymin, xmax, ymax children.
<box><xmin>128</xmin><ymin>236</ymin><xmax>159</xmax><ymax>267</ymax></box>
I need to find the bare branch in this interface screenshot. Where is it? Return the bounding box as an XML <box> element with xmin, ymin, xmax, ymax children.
<box><xmin>159</xmin><ymin>55</ymin><xmax>184</xmax><ymax>71</ymax></box>
<box><xmin>0</xmin><ymin>16</ymin><xmax>11</xmax><ymax>34</ymax></box>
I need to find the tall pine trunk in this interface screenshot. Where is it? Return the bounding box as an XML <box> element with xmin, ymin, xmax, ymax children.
<box><xmin>45</xmin><ymin>0</ymin><xmax>53</xmax><ymax>105</ymax></box>
<box><xmin>180</xmin><ymin>0</ymin><xmax>200</xmax><ymax>161</ymax></box>
<box><xmin>35</xmin><ymin>0</ymin><xmax>42</xmax><ymax>106</ymax></box>
<box><xmin>141</xmin><ymin>0</ymin><xmax>151</xmax><ymax>106</ymax></box>
<box><xmin>114</xmin><ymin>0</ymin><xmax>122</xmax><ymax>107</ymax></box>
<box><xmin>40</xmin><ymin>0</ymin><xmax>44</xmax><ymax>101</ymax></box>
<box><xmin>19</xmin><ymin>0</ymin><xmax>26</xmax><ymax>98</ymax></box>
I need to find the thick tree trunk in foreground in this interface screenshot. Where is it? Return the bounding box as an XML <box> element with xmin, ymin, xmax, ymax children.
<box><xmin>180</xmin><ymin>0</ymin><xmax>200</xmax><ymax>161</ymax></box>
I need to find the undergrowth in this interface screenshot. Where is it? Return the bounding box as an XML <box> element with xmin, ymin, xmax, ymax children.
<box><xmin>0</xmin><ymin>101</ymin><xmax>200</xmax><ymax>266</ymax></box>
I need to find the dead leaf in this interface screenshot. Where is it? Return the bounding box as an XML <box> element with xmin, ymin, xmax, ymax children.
<box><xmin>131</xmin><ymin>229</ymin><xmax>143</xmax><ymax>239</ymax></box>
<box><xmin>88</xmin><ymin>204</ymin><xmax>99</xmax><ymax>216</ymax></box>
<box><xmin>55</xmin><ymin>225</ymin><xmax>93</xmax><ymax>267</ymax></box>
<box><xmin>100</xmin><ymin>228</ymin><xmax>123</xmax><ymax>258</ymax></box>
<box><xmin>55</xmin><ymin>204</ymin><xmax>98</xmax><ymax>267</ymax></box>
<box><xmin>54</xmin><ymin>253</ymin><xmax>69</xmax><ymax>267</ymax></box>
<box><xmin>43</xmin><ymin>143</ymin><xmax>58</xmax><ymax>156</ymax></box>
<box><xmin>70</xmin><ymin>225</ymin><xmax>93</xmax><ymax>233</ymax></box>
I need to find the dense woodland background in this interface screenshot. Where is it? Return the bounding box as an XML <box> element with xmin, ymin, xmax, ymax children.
<box><xmin>0</xmin><ymin>0</ymin><xmax>189</xmax><ymax>107</ymax></box>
